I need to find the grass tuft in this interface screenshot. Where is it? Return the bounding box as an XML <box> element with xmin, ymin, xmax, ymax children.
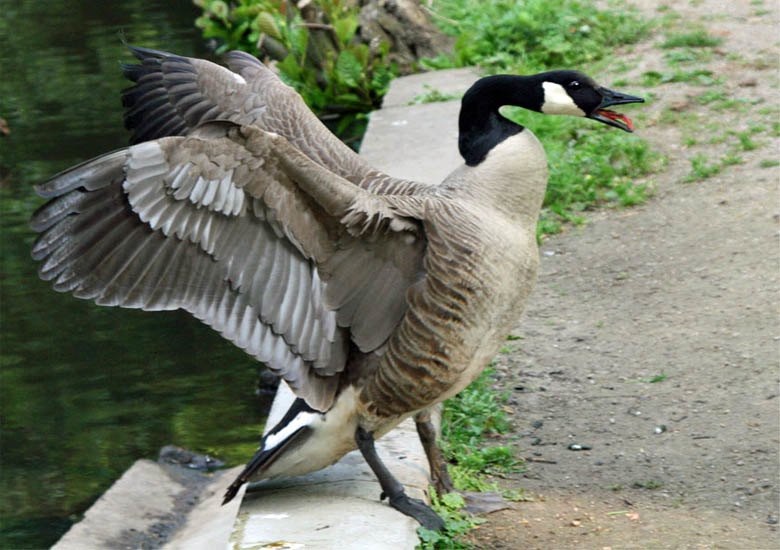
<box><xmin>410</xmin><ymin>85</ymin><xmax>463</xmax><ymax>105</ymax></box>
<box><xmin>661</xmin><ymin>29</ymin><xmax>723</xmax><ymax>49</ymax></box>
<box><xmin>685</xmin><ymin>153</ymin><xmax>722</xmax><ymax>182</ymax></box>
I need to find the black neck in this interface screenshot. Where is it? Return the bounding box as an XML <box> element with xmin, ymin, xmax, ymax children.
<box><xmin>458</xmin><ymin>75</ymin><xmax>544</xmax><ymax>166</ymax></box>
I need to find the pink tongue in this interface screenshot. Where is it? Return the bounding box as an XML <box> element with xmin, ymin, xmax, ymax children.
<box><xmin>599</xmin><ymin>109</ymin><xmax>634</xmax><ymax>131</ymax></box>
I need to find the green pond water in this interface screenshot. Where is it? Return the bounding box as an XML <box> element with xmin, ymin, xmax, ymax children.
<box><xmin>0</xmin><ymin>2</ymin><xmax>272</xmax><ymax>547</ymax></box>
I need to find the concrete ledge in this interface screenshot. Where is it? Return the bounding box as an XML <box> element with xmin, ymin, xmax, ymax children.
<box><xmin>53</xmin><ymin>460</ymin><xmax>244</xmax><ymax>550</ymax></box>
<box><xmin>381</xmin><ymin>67</ymin><xmax>481</xmax><ymax>108</ymax></box>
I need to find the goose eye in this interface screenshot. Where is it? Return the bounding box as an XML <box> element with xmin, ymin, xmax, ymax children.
<box><xmin>569</xmin><ymin>81</ymin><xmax>581</xmax><ymax>90</ymax></box>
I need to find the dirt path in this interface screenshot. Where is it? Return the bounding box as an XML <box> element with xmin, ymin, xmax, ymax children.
<box><xmin>468</xmin><ymin>1</ymin><xmax>779</xmax><ymax>548</ymax></box>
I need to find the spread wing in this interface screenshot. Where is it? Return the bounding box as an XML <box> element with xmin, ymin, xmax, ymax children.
<box><xmin>121</xmin><ymin>46</ymin><xmax>418</xmax><ymax>195</ymax></box>
<box><xmin>31</xmin><ymin>123</ymin><xmax>427</xmax><ymax>411</ymax></box>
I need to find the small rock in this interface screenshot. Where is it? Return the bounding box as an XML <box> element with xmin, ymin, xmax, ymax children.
<box><xmin>568</xmin><ymin>443</ymin><xmax>592</xmax><ymax>451</ymax></box>
<box><xmin>159</xmin><ymin>445</ymin><xmax>225</xmax><ymax>471</ymax></box>
<box><xmin>738</xmin><ymin>78</ymin><xmax>757</xmax><ymax>87</ymax></box>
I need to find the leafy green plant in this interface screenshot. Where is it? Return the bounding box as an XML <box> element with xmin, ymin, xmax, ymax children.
<box><xmin>194</xmin><ymin>0</ymin><xmax>396</xmax><ymax>145</ymax></box>
<box><xmin>417</xmin><ymin>490</ymin><xmax>482</xmax><ymax>549</ymax></box>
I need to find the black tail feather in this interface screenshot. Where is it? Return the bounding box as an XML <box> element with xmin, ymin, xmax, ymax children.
<box><xmin>222</xmin><ymin>398</ymin><xmax>319</xmax><ymax>505</ymax></box>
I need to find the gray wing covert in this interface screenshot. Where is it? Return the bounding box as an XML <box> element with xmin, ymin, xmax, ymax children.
<box><xmin>122</xmin><ymin>46</ymin><xmax>428</xmax><ymax>195</ymax></box>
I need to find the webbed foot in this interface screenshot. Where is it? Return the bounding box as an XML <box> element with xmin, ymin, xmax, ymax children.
<box><xmin>384</xmin><ymin>491</ymin><xmax>446</xmax><ymax>531</ymax></box>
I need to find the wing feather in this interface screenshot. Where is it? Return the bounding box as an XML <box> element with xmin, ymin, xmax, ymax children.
<box><xmin>31</xmin><ymin>122</ymin><xmax>427</xmax><ymax>410</ymax></box>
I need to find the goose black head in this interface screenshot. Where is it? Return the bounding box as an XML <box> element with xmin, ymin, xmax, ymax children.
<box><xmin>459</xmin><ymin>71</ymin><xmax>644</xmax><ymax>165</ymax></box>
<box><xmin>534</xmin><ymin>70</ymin><xmax>644</xmax><ymax>132</ymax></box>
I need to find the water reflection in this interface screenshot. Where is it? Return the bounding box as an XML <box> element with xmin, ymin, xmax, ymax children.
<box><xmin>0</xmin><ymin>1</ymin><xmax>271</xmax><ymax>547</ymax></box>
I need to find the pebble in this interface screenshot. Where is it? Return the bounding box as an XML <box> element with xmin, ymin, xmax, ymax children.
<box><xmin>568</xmin><ymin>443</ymin><xmax>592</xmax><ymax>451</ymax></box>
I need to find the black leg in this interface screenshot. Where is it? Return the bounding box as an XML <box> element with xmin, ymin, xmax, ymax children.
<box><xmin>355</xmin><ymin>426</ymin><xmax>446</xmax><ymax>531</ymax></box>
<box><xmin>414</xmin><ymin>409</ymin><xmax>455</xmax><ymax>495</ymax></box>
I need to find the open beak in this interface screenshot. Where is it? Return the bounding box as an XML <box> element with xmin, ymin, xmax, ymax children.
<box><xmin>587</xmin><ymin>87</ymin><xmax>645</xmax><ymax>132</ymax></box>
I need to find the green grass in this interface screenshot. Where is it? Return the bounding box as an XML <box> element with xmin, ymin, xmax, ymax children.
<box><xmin>640</xmin><ymin>372</ymin><xmax>668</xmax><ymax>383</ymax></box>
<box><xmin>735</xmin><ymin>131</ymin><xmax>758</xmax><ymax>151</ymax></box>
<box><xmin>440</xmin><ymin>368</ymin><xmax>520</xmax><ymax>488</ymax></box>
<box><xmin>430</xmin><ymin>0</ymin><xmax>650</xmax><ymax>74</ymax></box>
<box><xmin>696</xmin><ymin>89</ymin><xmax>727</xmax><ymax>105</ymax></box>
<box><xmin>641</xmin><ymin>68</ymin><xmax>720</xmax><ymax>87</ymax></box>
<box><xmin>661</xmin><ymin>29</ymin><xmax>723</xmax><ymax>49</ymax></box>
<box><xmin>633</xmin><ymin>479</ymin><xmax>664</xmax><ymax>490</ymax></box>
<box><xmin>685</xmin><ymin>153</ymin><xmax>723</xmax><ymax>182</ymax></box>
<box><xmin>664</xmin><ymin>47</ymin><xmax>713</xmax><ymax>65</ymax></box>
<box><xmin>720</xmin><ymin>153</ymin><xmax>744</xmax><ymax>167</ymax></box>
<box><xmin>759</xmin><ymin>159</ymin><xmax>780</xmax><ymax>168</ymax></box>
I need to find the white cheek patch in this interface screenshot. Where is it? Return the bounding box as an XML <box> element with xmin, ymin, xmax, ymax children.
<box><xmin>541</xmin><ymin>82</ymin><xmax>586</xmax><ymax>116</ymax></box>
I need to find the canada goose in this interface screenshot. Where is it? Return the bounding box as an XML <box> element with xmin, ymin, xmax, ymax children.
<box><xmin>30</xmin><ymin>46</ymin><xmax>643</xmax><ymax>530</ymax></box>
